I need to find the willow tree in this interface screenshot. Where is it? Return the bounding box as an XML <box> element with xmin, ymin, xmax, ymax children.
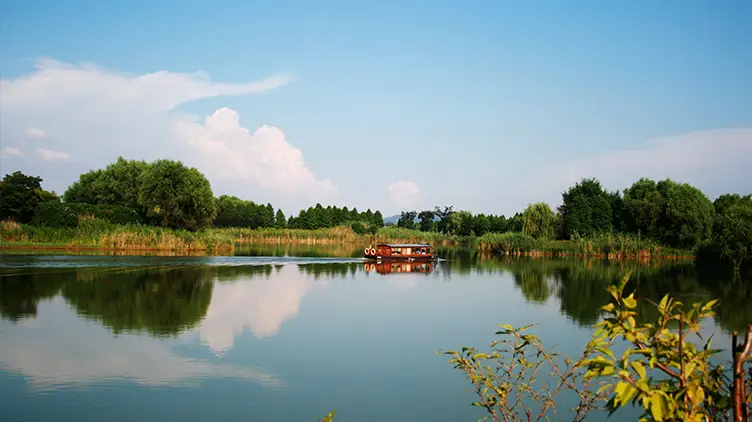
<box><xmin>138</xmin><ymin>159</ymin><xmax>217</xmax><ymax>229</ymax></box>
<box><xmin>522</xmin><ymin>202</ymin><xmax>556</xmax><ymax>239</ymax></box>
<box><xmin>63</xmin><ymin>156</ymin><xmax>149</xmax><ymax>214</ymax></box>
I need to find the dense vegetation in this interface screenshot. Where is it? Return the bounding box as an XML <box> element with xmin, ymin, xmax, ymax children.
<box><xmin>1</xmin><ymin>159</ymin><xmax>750</xmax><ymax>272</ymax></box>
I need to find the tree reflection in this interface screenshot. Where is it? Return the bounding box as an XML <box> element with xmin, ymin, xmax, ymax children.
<box><xmin>0</xmin><ymin>272</ymin><xmax>66</xmax><ymax>321</ymax></box>
<box><xmin>62</xmin><ymin>267</ymin><xmax>215</xmax><ymax>337</ymax></box>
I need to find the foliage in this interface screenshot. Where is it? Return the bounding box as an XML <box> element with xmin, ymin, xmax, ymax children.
<box><xmin>317</xmin><ymin>410</ymin><xmax>338</xmax><ymax>422</ymax></box>
<box><xmin>350</xmin><ymin>221</ymin><xmax>366</xmax><ymax>235</ymax></box>
<box><xmin>580</xmin><ymin>274</ymin><xmax>741</xmax><ymax>421</ymax></box>
<box><xmin>559</xmin><ymin>178</ymin><xmax>615</xmax><ymax>239</ymax></box>
<box><xmin>287</xmin><ymin>204</ymin><xmax>381</xmax><ymax>230</ymax></box>
<box><xmin>442</xmin><ymin>323</ymin><xmax>607</xmax><ymax>421</ymax></box>
<box><xmin>275</xmin><ymin>209</ymin><xmax>287</xmax><ymax>228</ymax></box>
<box><xmin>214</xmin><ymin>195</ymin><xmax>275</xmax><ymax>229</ymax></box>
<box><xmin>138</xmin><ymin>159</ymin><xmax>217</xmax><ymax>229</ymax></box>
<box><xmin>63</xmin><ymin>156</ymin><xmax>149</xmax><ymax>213</ymax></box>
<box><xmin>523</xmin><ymin>202</ymin><xmax>557</xmax><ymax>239</ymax></box>
<box><xmin>418</xmin><ymin>210</ymin><xmax>435</xmax><ymax>232</ymax></box>
<box><xmin>442</xmin><ymin>274</ymin><xmax>752</xmax><ymax>421</ymax></box>
<box><xmin>623</xmin><ymin>178</ymin><xmax>665</xmax><ymax>240</ymax></box>
<box><xmin>32</xmin><ymin>201</ymin><xmax>142</xmax><ymax>227</ymax></box>
<box><xmin>655</xmin><ymin>179</ymin><xmax>715</xmax><ymax>249</ymax></box>
<box><xmin>699</xmin><ymin>194</ymin><xmax>752</xmax><ymax>272</ymax></box>
<box><xmin>0</xmin><ymin>171</ymin><xmax>57</xmax><ymax>223</ymax></box>
<box><xmin>397</xmin><ymin>210</ymin><xmax>418</xmax><ymax>229</ymax></box>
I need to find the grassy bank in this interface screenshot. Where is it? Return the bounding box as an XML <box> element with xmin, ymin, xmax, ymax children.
<box><xmin>1</xmin><ymin>220</ymin><xmax>694</xmax><ymax>258</ymax></box>
<box><xmin>0</xmin><ymin>220</ymin><xmax>235</xmax><ymax>253</ymax></box>
<box><xmin>475</xmin><ymin>232</ymin><xmax>694</xmax><ymax>258</ymax></box>
<box><xmin>0</xmin><ymin>220</ymin><xmax>457</xmax><ymax>253</ymax></box>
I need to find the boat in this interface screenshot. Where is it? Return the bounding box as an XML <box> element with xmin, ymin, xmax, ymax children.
<box><xmin>363</xmin><ymin>243</ymin><xmax>437</xmax><ymax>262</ymax></box>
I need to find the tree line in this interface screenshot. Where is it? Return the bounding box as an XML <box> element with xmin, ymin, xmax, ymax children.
<box><xmin>396</xmin><ymin>178</ymin><xmax>751</xmax><ymax>271</ymax></box>
<box><xmin>0</xmin><ymin>157</ymin><xmax>385</xmax><ymax>232</ymax></box>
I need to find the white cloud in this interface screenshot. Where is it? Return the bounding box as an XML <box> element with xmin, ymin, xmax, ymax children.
<box><xmin>1</xmin><ymin>146</ymin><xmax>24</xmax><ymax>157</ymax></box>
<box><xmin>175</xmin><ymin>108</ymin><xmax>338</xmax><ymax>202</ymax></box>
<box><xmin>26</xmin><ymin>127</ymin><xmax>47</xmax><ymax>140</ymax></box>
<box><xmin>197</xmin><ymin>265</ymin><xmax>314</xmax><ymax>355</ymax></box>
<box><xmin>387</xmin><ymin>180</ymin><xmax>421</xmax><ymax>210</ymax></box>
<box><xmin>513</xmin><ymin>128</ymin><xmax>752</xmax><ymax>212</ymax></box>
<box><xmin>36</xmin><ymin>147</ymin><xmax>70</xmax><ymax>162</ymax></box>
<box><xmin>0</xmin><ymin>58</ymin><xmax>335</xmax><ymax>211</ymax></box>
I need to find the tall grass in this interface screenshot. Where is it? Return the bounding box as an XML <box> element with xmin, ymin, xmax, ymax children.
<box><xmin>1</xmin><ymin>219</ymin><xmax>694</xmax><ymax>258</ymax></box>
<box><xmin>1</xmin><ymin>219</ymin><xmax>234</xmax><ymax>253</ymax></box>
<box><xmin>215</xmin><ymin>225</ymin><xmax>456</xmax><ymax>246</ymax></box>
<box><xmin>477</xmin><ymin>231</ymin><xmax>694</xmax><ymax>258</ymax></box>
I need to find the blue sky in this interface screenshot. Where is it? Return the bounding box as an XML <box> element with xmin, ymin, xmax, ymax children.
<box><xmin>1</xmin><ymin>0</ymin><xmax>751</xmax><ymax>216</ymax></box>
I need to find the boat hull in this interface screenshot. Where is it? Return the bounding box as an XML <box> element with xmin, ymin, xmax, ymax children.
<box><xmin>364</xmin><ymin>254</ymin><xmax>437</xmax><ymax>262</ymax></box>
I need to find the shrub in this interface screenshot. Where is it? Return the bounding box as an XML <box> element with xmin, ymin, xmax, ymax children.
<box><xmin>32</xmin><ymin>201</ymin><xmax>142</xmax><ymax>227</ymax></box>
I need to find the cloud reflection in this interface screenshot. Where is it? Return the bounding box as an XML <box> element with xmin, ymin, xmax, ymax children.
<box><xmin>197</xmin><ymin>265</ymin><xmax>314</xmax><ymax>354</ymax></box>
<box><xmin>0</xmin><ymin>297</ymin><xmax>282</xmax><ymax>391</ymax></box>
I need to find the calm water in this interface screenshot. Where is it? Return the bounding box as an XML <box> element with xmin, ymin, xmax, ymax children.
<box><xmin>1</xmin><ymin>246</ymin><xmax>749</xmax><ymax>422</ymax></box>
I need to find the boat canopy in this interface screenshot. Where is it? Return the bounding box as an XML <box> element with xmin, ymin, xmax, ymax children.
<box><xmin>379</xmin><ymin>243</ymin><xmax>432</xmax><ymax>248</ymax></box>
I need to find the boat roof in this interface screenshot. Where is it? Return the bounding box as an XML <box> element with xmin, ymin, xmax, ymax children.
<box><xmin>379</xmin><ymin>243</ymin><xmax>432</xmax><ymax>248</ymax></box>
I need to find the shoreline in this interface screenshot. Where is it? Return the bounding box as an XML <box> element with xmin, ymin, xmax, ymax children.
<box><xmin>0</xmin><ymin>242</ymin><xmax>696</xmax><ymax>261</ymax></box>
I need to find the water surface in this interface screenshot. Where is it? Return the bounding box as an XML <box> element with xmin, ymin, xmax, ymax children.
<box><xmin>1</xmin><ymin>248</ymin><xmax>748</xmax><ymax>422</ymax></box>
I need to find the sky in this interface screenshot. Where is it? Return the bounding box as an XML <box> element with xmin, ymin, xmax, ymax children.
<box><xmin>1</xmin><ymin>0</ymin><xmax>750</xmax><ymax>217</ymax></box>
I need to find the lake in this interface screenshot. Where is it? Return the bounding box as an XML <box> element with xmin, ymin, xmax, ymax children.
<box><xmin>1</xmin><ymin>245</ymin><xmax>749</xmax><ymax>422</ymax></box>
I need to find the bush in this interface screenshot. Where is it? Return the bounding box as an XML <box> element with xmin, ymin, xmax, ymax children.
<box><xmin>33</xmin><ymin>201</ymin><xmax>142</xmax><ymax>228</ymax></box>
<box><xmin>350</xmin><ymin>221</ymin><xmax>366</xmax><ymax>235</ymax></box>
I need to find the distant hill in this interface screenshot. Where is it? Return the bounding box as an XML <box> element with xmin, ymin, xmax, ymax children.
<box><xmin>383</xmin><ymin>214</ymin><xmax>401</xmax><ymax>225</ymax></box>
<box><xmin>383</xmin><ymin>213</ymin><xmax>438</xmax><ymax>225</ymax></box>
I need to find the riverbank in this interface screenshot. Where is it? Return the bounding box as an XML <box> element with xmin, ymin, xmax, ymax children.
<box><xmin>0</xmin><ymin>220</ymin><xmax>694</xmax><ymax>259</ymax></box>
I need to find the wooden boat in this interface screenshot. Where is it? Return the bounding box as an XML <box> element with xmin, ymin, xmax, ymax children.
<box><xmin>363</xmin><ymin>243</ymin><xmax>437</xmax><ymax>262</ymax></box>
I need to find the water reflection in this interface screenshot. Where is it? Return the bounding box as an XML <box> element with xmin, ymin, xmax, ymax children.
<box><xmin>198</xmin><ymin>264</ymin><xmax>314</xmax><ymax>354</ymax></box>
<box><xmin>1</xmin><ymin>251</ymin><xmax>750</xmax><ymax>422</ymax></box>
<box><xmin>363</xmin><ymin>261</ymin><xmax>435</xmax><ymax>275</ymax></box>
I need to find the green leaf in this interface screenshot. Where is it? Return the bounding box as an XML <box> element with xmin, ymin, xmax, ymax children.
<box><xmin>650</xmin><ymin>392</ymin><xmax>668</xmax><ymax>422</ymax></box>
<box><xmin>623</xmin><ymin>295</ymin><xmax>637</xmax><ymax>309</ymax></box>
<box><xmin>631</xmin><ymin>361</ymin><xmax>647</xmax><ymax>380</ymax></box>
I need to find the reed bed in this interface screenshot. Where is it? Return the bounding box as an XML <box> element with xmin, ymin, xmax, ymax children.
<box><xmin>1</xmin><ymin>220</ymin><xmax>235</xmax><ymax>253</ymax></box>
<box><xmin>217</xmin><ymin>225</ymin><xmax>457</xmax><ymax>246</ymax></box>
<box><xmin>1</xmin><ymin>219</ymin><xmax>693</xmax><ymax>259</ymax></box>
<box><xmin>477</xmin><ymin>231</ymin><xmax>694</xmax><ymax>259</ymax></box>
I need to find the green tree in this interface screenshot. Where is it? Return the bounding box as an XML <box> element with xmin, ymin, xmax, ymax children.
<box><xmin>473</xmin><ymin>213</ymin><xmax>491</xmax><ymax>236</ymax></box>
<box><xmin>433</xmin><ymin>205</ymin><xmax>454</xmax><ymax>234</ymax></box>
<box><xmin>623</xmin><ymin>178</ymin><xmax>665</xmax><ymax>239</ymax></box>
<box><xmin>522</xmin><ymin>202</ymin><xmax>556</xmax><ymax>239</ymax></box>
<box><xmin>447</xmin><ymin>210</ymin><xmax>475</xmax><ymax>236</ymax></box>
<box><xmin>559</xmin><ymin>178</ymin><xmax>615</xmax><ymax>238</ymax></box>
<box><xmin>63</xmin><ymin>157</ymin><xmax>149</xmax><ymax>214</ymax></box>
<box><xmin>372</xmin><ymin>210</ymin><xmax>384</xmax><ymax>228</ymax></box>
<box><xmin>656</xmin><ymin>179</ymin><xmax>715</xmax><ymax>249</ymax></box>
<box><xmin>138</xmin><ymin>159</ymin><xmax>217</xmax><ymax>229</ymax></box>
<box><xmin>418</xmin><ymin>210</ymin><xmax>435</xmax><ymax>232</ymax></box>
<box><xmin>397</xmin><ymin>211</ymin><xmax>417</xmax><ymax>229</ymax></box>
<box><xmin>275</xmin><ymin>209</ymin><xmax>286</xmax><ymax>228</ymax></box>
<box><xmin>0</xmin><ymin>171</ymin><xmax>54</xmax><ymax>223</ymax></box>
<box><xmin>709</xmin><ymin>194</ymin><xmax>752</xmax><ymax>272</ymax></box>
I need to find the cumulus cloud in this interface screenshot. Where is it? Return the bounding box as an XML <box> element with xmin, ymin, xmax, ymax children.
<box><xmin>0</xmin><ymin>58</ymin><xmax>335</xmax><ymax>211</ymax></box>
<box><xmin>388</xmin><ymin>180</ymin><xmax>421</xmax><ymax>210</ymax></box>
<box><xmin>25</xmin><ymin>127</ymin><xmax>47</xmax><ymax>140</ymax></box>
<box><xmin>36</xmin><ymin>147</ymin><xmax>70</xmax><ymax>162</ymax></box>
<box><xmin>1</xmin><ymin>146</ymin><xmax>24</xmax><ymax>157</ymax></box>
<box><xmin>197</xmin><ymin>265</ymin><xmax>314</xmax><ymax>355</ymax></box>
<box><xmin>175</xmin><ymin>108</ymin><xmax>338</xmax><ymax>201</ymax></box>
